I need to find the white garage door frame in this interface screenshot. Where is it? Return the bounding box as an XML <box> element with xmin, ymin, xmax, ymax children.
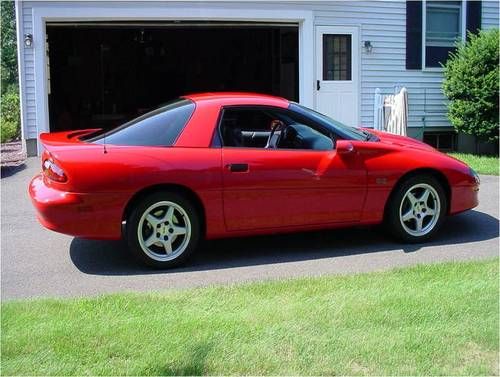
<box><xmin>27</xmin><ymin>4</ymin><xmax>314</xmax><ymax>154</ymax></box>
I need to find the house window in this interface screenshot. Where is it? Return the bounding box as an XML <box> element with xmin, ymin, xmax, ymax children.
<box><xmin>424</xmin><ymin>0</ymin><xmax>464</xmax><ymax>68</ymax></box>
<box><xmin>423</xmin><ymin>131</ymin><xmax>457</xmax><ymax>151</ymax></box>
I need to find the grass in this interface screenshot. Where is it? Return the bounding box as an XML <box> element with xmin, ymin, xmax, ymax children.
<box><xmin>2</xmin><ymin>259</ymin><xmax>499</xmax><ymax>376</ymax></box>
<box><xmin>449</xmin><ymin>153</ymin><xmax>499</xmax><ymax>175</ymax></box>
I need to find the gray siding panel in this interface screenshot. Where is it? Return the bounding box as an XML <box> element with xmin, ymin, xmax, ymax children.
<box><xmin>313</xmin><ymin>1</ymin><xmax>445</xmax><ymax>130</ymax></box>
<box><xmin>314</xmin><ymin>0</ymin><xmax>498</xmax><ymax>130</ymax></box>
<box><xmin>21</xmin><ymin>3</ymin><xmax>37</xmax><ymax>138</ymax></box>
<box><xmin>482</xmin><ymin>0</ymin><xmax>500</xmax><ymax>29</ymax></box>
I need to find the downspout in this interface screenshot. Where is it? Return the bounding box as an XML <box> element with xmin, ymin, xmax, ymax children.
<box><xmin>420</xmin><ymin>88</ymin><xmax>427</xmax><ymax>140</ymax></box>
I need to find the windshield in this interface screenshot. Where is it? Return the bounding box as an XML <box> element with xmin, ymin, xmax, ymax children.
<box><xmin>289</xmin><ymin>102</ymin><xmax>374</xmax><ymax>141</ymax></box>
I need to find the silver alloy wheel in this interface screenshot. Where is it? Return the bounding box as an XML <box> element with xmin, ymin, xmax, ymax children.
<box><xmin>399</xmin><ymin>183</ymin><xmax>441</xmax><ymax>237</ymax></box>
<box><xmin>137</xmin><ymin>201</ymin><xmax>192</xmax><ymax>262</ymax></box>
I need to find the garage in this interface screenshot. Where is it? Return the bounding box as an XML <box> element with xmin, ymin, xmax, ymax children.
<box><xmin>46</xmin><ymin>22</ymin><xmax>299</xmax><ymax>132</ymax></box>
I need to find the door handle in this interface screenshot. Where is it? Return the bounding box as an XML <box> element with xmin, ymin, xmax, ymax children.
<box><xmin>227</xmin><ymin>163</ymin><xmax>249</xmax><ymax>173</ymax></box>
<box><xmin>317</xmin><ymin>80</ymin><xmax>321</xmax><ymax>91</ymax></box>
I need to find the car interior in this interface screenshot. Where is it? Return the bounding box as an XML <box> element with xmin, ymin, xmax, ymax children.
<box><xmin>220</xmin><ymin>108</ymin><xmax>334</xmax><ymax>150</ymax></box>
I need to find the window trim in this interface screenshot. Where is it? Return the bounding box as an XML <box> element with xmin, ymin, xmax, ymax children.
<box><xmin>213</xmin><ymin>104</ymin><xmax>337</xmax><ymax>151</ymax></box>
<box><xmin>422</xmin><ymin>0</ymin><xmax>466</xmax><ymax>70</ymax></box>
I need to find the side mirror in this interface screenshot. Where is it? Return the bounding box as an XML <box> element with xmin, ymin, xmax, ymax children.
<box><xmin>336</xmin><ymin>140</ymin><xmax>355</xmax><ymax>155</ymax></box>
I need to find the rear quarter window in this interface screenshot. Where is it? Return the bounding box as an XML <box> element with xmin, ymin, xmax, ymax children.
<box><xmin>86</xmin><ymin>99</ymin><xmax>195</xmax><ymax>147</ymax></box>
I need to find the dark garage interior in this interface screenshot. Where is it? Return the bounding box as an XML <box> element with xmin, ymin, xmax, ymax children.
<box><xmin>46</xmin><ymin>22</ymin><xmax>299</xmax><ymax>132</ymax></box>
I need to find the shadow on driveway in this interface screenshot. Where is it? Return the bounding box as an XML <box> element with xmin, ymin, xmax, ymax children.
<box><xmin>0</xmin><ymin>163</ymin><xmax>27</xmax><ymax>179</ymax></box>
<box><xmin>70</xmin><ymin>209</ymin><xmax>499</xmax><ymax>276</ymax></box>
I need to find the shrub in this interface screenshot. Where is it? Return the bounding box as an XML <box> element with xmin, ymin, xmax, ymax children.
<box><xmin>443</xmin><ymin>29</ymin><xmax>499</xmax><ymax>143</ymax></box>
<box><xmin>1</xmin><ymin>87</ymin><xmax>20</xmax><ymax>143</ymax></box>
<box><xmin>1</xmin><ymin>1</ymin><xmax>18</xmax><ymax>94</ymax></box>
<box><xmin>1</xmin><ymin>120</ymin><xmax>18</xmax><ymax>143</ymax></box>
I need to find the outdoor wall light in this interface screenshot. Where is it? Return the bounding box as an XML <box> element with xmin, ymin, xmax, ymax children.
<box><xmin>363</xmin><ymin>40</ymin><xmax>373</xmax><ymax>53</ymax></box>
<box><xmin>24</xmin><ymin>34</ymin><xmax>33</xmax><ymax>48</ymax></box>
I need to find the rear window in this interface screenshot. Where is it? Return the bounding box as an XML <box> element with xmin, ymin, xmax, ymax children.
<box><xmin>84</xmin><ymin>99</ymin><xmax>195</xmax><ymax>147</ymax></box>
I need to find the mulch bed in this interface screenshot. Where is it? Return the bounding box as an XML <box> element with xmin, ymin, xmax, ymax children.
<box><xmin>1</xmin><ymin>140</ymin><xmax>26</xmax><ymax>167</ymax></box>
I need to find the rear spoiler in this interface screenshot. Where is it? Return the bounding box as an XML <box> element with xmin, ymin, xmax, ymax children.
<box><xmin>39</xmin><ymin>129</ymin><xmax>101</xmax><ymax>147</ymax></box>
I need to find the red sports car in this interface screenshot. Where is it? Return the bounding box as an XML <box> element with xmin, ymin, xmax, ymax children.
<box><xmin>29</xmin><ymin>93</ymin><xmax>480</xmax><ymax>268</ymax></box>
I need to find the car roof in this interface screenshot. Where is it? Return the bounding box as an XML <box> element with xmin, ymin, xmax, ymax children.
<box><xmin>182</xmin><ymin>92</ymin><xmax>290</xmax><ymax>107</ymax></box>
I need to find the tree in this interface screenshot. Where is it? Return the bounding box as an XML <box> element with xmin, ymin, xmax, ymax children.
<box><xmin>1</xmin><ymin>1</ymin><xmax>20</xmax><ymax>143</ymax></box>
<box><xmin>1</xmin><ymin>0</ymin><xmax>18</xmax><ymax>94</ymax></box>
<box><xmin>442</xmin><ymin>29</ymin><xmax>499</xmax><ymax>144</ymax></box>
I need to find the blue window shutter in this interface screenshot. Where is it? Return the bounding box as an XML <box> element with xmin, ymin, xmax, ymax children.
<box><xmin>466</xmin><ymin>0</ymin><xmax>482</xmax><ymax>37</ymax></box>
<box><xmin>406</xmin><ymin>0</ymin><xmax>423</xmax><ymax>69</ymax></box>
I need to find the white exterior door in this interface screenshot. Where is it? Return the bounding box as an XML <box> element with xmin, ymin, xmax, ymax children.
<box><xmin>315</xmin><ymin>26</ymin><xmax>360</xmax><ymax>126</ymax></box>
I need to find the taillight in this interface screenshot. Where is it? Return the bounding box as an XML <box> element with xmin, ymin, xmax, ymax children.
<box><xmin>42</xmin><ymin>158</ymin><xmax>67</xmax><ymax>182</ymax></box>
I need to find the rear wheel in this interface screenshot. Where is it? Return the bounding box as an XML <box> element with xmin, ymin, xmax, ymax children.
<box><xmin>385</xmin><ymin>175</ymin><xmax>447</xmax><ymax>243</ymax></box>
<box><xmin>126</xmin><ymin>192</ymin><xmax>201</xmax><ymax>268</ymax></box>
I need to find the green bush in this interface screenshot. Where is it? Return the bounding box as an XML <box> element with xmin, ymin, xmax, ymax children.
<box><xmin>443</xmin><ymin>29</ymin><xmax>499</xmax><ymax>143</ymax></box>
<box><xmin>1</xmin><ymin>120</ymin><xmax>17</xmax><ymax>143</ymax></box>
<box><xmin>1</xmin><ymin>87</ymin><xmax>20</xmax><ymax>143</ymax></box>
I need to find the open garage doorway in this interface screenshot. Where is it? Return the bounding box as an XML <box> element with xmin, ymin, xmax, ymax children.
<box><xmin>46</xmin><ymin>22</ymin><xmax>299</xmax><ymax>132</ymax></box>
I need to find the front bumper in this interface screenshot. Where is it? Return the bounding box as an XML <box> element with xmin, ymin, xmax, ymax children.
<box><xmin>449</xmin><ymin>183</ymin><xmax>479</xmax><ymax>215</ymax></box>
<box><xmin>29</xmin><ymin>174</ymin><xmax>125</xmax><ymax>240</ymax></box>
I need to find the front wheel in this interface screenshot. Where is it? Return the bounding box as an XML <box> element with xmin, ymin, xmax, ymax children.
<box><xmin>385</xmin><ymin>175</ymin><xmax>447</xmax><ymax>243</ymax></box>
<box><xmin>126</xmin><ymin>192</ymin><xmax>201</xmax><ymax>268</ymax></box>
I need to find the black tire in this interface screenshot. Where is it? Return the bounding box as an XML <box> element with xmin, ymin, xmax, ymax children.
<box><xmin>385</xmin><ymin>174</ymin><xmax>447</xmax><ymax>243</ymax></box>
<box><xmin>126</xmin><ymin>191</ymin><xmax>201</xmax><ymax>268</ymax></box>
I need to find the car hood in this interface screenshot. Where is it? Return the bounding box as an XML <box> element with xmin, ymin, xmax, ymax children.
<box><xmin>366</xmin><ymin>129</ymin><xmax>436</xmax><ymax>152</ymax></box>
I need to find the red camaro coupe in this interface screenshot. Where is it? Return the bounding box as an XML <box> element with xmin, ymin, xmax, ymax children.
<box><xmin>29</xmin><ymin>93</ymin><xmax>480</xmax><ymax>268</ymax></box>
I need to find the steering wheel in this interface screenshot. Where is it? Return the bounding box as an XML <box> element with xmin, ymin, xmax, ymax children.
<box><xmin>265</xmin><ymin>120</ymin><xmax>286</xmax><ymax>149</ymax></box>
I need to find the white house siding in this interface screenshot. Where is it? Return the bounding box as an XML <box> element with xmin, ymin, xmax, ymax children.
<box><xmin>310</xmin><ymin>1</ymin><xmax>444</xmax><ymax>138</ymax></box>
<box><xmin>20</xmin><ymin>3</ymin><xmax>36</xmax><ymax>140</ymax></box>
<box><xmin>17</xmin><ymin>1</ymin><xmax>499</xmax><ymax>150</ymax></box>
<box><xmin>483</xmin><ymin>0</ymin><xmax>500</xmax><ymax>30</ymax></box>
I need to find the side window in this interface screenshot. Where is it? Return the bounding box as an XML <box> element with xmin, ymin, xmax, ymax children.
<box><xmin>219</xmin><ymin>107</ymin><xmax>333</xmax><ymax>151</ymax></box>
<box><xmin>86</xmin><ymin>99</ymin><xmax>195</xmax><ymax>147</ymax></box>
<box><xmin>220</xmin><ymin>108</ymin><xmax>275</xmax><ymax>148</ymax></box>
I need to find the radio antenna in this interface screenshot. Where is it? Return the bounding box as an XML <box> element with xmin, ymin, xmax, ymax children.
<box><xmin>103</xmin><ymin>129</ymin><xmax>108</xmax><ymax>154</ymax></box>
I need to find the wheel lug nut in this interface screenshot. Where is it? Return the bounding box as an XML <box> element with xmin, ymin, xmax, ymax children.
<box><xmin>164</xmin><ymin>236</ymin><xmax>168</xmax><ymax>240</ymax></box>
<box><xmin>156</xmin><ymin>233</ymin><xmax>160</xmax><ymax>237</ymax></box>
<box><xmin>169</xmin><ymin>229</ymin><xmax>173</xmax><ymax>233</ymax></box>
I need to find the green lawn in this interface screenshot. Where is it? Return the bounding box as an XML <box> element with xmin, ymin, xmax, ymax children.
<box><xmin>449</xmin><ymin>153</ymin><xmax>499</xmax><ymax>175</ymax></box>
<box><xmin>2</xmin><ymin>259</ymin><xmax>499</xmax><ymax>376</ymax></box>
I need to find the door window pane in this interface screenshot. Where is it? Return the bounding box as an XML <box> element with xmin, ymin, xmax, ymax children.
<box><xmin>219</xmin><ymin>107</ymin><xmax>332</xmax><ymax>150</ymax></box>
<box><xmin>323</xmin><ymin>34</ymin><xmax>352</xmax><ymax>81</ymax></box>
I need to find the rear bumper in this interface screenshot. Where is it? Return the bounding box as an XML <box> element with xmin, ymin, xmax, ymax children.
<box><xmin>29</xmin><ymin>174</ymin><xmax>125</xmax><ymax>240</ymax></box>
<box><xmin>449</xmin><ymin>183</ymin><xmax>479</xmax><ymax>215</ymax></box>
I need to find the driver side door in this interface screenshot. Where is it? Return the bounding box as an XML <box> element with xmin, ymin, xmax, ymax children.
<box><xmin>220</xmin><ymin>106</ymin><xmax>366</xmax><ymax>232</ymax></box>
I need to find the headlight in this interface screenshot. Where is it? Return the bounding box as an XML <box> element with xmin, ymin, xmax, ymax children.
<box><xmin>470</xmin><ymin>168</ymin><xmax>480</xmax><ymax>185</ymax></box>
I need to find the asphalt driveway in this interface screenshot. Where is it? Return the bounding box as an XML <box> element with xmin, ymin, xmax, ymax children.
<box><xmin>1</xmin><ymin>158</ymin><xmax>498</xmax><ymax>300</ymax></box>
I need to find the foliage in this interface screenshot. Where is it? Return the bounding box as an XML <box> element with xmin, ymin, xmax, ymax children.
<box><xmin>1</xmin><ymin>88</ymin><xmax>20</xmax><ymax>142</ymax></box>
<box><xmin>1</xmin><ymin>1</ymin><xmax>20</xmax><ymax>143</ymax></box>
<box><xmin>449</xmin><ymin>153</ymin><xmax>499</xmax><ymax>175</ymax></box>
<box><xmin>443</xmin><ymin>29</ymin><xmax>499</xmax><ymax>143</ymax></box>
<box><xmin>1</xmin><ymin>1</ymin><xmax>18</xmax><ymax>94</ymax></box>
<box><xmin>2</xmin><ymin>259</ymin><xmax>498</xmax><ymax>375</ymax></box>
